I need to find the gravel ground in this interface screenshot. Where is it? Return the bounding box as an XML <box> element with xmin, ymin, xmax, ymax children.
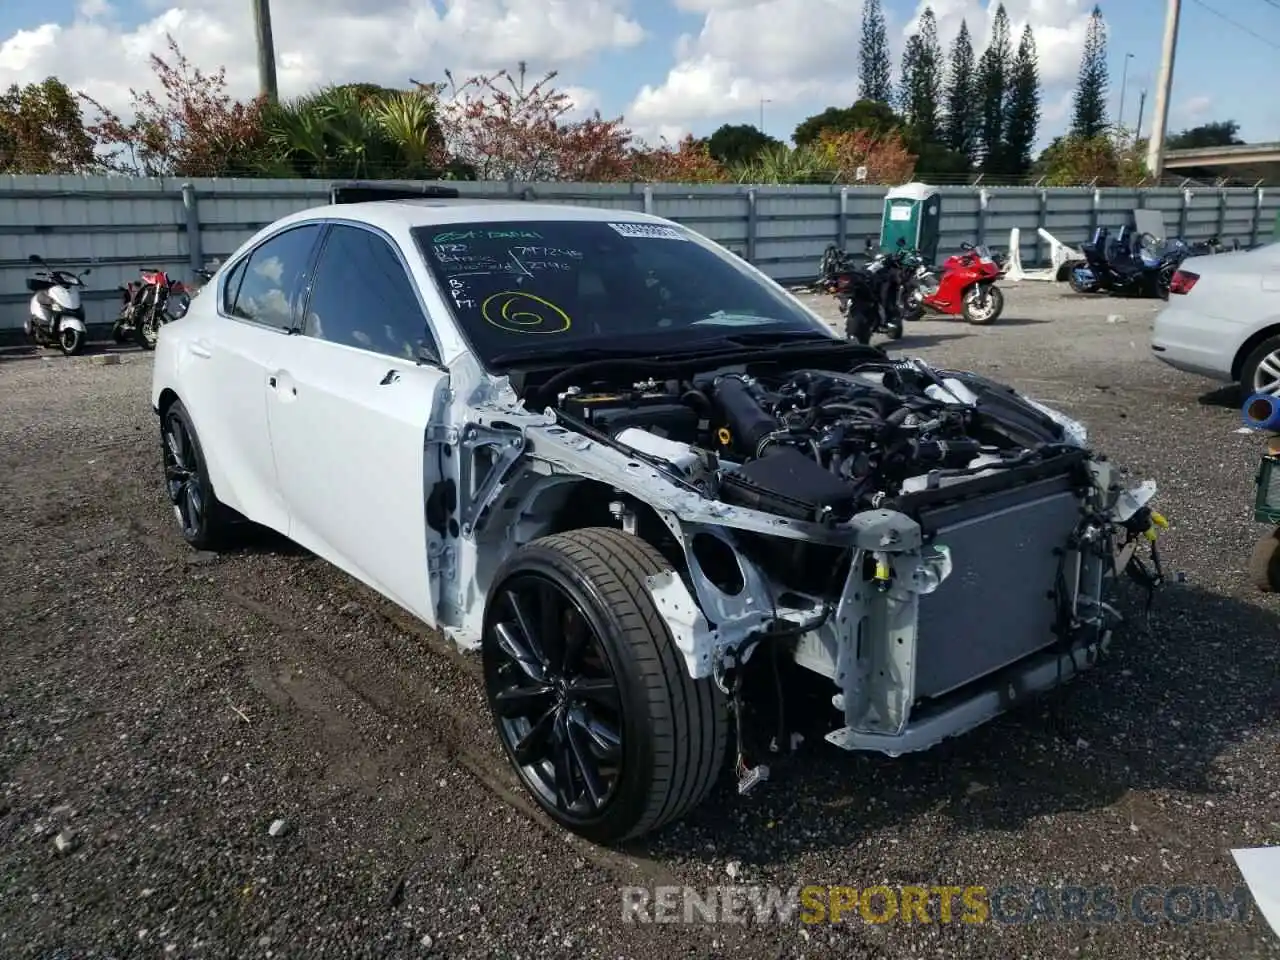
<box><xmin>1</xmin><ymin>282</ymin><xmax>1278</xmax><ymax>960</ymax></box>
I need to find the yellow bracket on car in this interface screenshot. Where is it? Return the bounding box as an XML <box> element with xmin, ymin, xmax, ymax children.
<box><xmin>1144</xmin><ymin>510</ymin><xmax>1169</xmax><ymax>542</ymax></box>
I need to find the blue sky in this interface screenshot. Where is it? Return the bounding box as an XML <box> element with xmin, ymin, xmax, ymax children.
<box><xmin>1</xmin><ymin>0</ymin><xmax>1275</xmax><ymax>149</ymax></box>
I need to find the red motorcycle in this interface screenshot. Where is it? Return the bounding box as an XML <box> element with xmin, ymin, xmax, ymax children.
<box><xmin>111</xmin><ymin>268</ymin><xmax>191</xmax><ymax>350</ymax></box>
<box><xmin>903</xmin><ymin>241</ymin><xmax>1005</xmax><ymax>325</ymax></box>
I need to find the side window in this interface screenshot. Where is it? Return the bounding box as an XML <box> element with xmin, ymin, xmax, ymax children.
<box><xmin>302</xmin><ymin>225</ymin><xmax>432</xmax><ymax>361</ymax></box>
<box><xmin>220</xmin><ymin>258</ymin><xmax>247</xmax><ymax>315</ymax></box>
<box><xmin>226</xmin><ymin>225</ymin><xmax>322</xmax><ymax>329</ymax></box>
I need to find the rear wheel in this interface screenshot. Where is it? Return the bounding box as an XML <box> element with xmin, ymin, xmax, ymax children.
<box><xmin>1240</xmin><ymin>335</ymin><xmax>1280</xmax><ymax>398</ymax></box>
<box><xmin>482</xmin><ymin>528</ymin><xmax>728</xmax><ymax>844</ymax></box>
<box><xmin>846</xmin><ymin>308</ymin><xmax>875</xmax><ymax>345</ymax></box>
<box><xmin>161</xmin><ymin>400</ymin><xmax>233</xmax><ymax>550</ymax></box>
<box><xmin>1068</xmin><ymin>269</ymin><xmax>1098</xmax><ymax>294</ymax></box>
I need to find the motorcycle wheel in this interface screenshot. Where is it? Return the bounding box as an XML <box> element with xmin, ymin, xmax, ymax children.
<box><xmin>59</xmin><ymin>326</ymin><xmax>85</xmax><ymax>357</ymax></box>
<box><xmin>963</xmin><ymin>285</ymin><xmax>1004</xmax><ymax>325</ymax></box>
<box><xmin>846</xmin><ymin>309</ymin><xmax>875</xmax><ymax>345</ymax></box>
<box><xmin>135</xmin><ymin>307</ymin><xmax>162</xmax><ymax>351</ymax></box>
<box><xmin>1068</xmin><ymin>271</ymin><xmax>1099</xmax><ymax>294</ymax></box>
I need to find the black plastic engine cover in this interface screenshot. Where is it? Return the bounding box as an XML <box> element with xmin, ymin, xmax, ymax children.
<box><xmin>719</xmin><ymin>447</ymin><xmax>858</xmax><ymax>521</ymax></box>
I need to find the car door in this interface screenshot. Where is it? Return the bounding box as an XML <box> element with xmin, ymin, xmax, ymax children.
<box><xmin>188</xmin><ymin>223</ymin><xmax>324</xmax><ymax>535</ymax></box>
<box><xmin>265</xmin><ymin>221</ymin><xmax>447</xmax><ymax>626</ymax></box>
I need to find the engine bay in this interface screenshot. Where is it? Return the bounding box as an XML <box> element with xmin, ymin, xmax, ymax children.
<box><xmin>546</xmin><ymin>353</ymin><xmax>1088</xmax><ymax>524</ymax></box>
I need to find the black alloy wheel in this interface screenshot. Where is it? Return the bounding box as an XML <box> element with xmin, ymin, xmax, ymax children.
<box><xmin>161</xmin><ymin>401</ymin><xmax>230</xmax><ymax>550</ymax></box>
<box><xmin>482</xmin><ymin>528</ymin><xmax>728</xmax><ymax>844</ymax></box>
<box><xmin>486</xmin><ymin>571</ymin><xmax>624</xmax><ymax>819</ymax></box>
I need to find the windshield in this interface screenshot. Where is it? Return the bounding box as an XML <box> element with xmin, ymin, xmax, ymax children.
<box><xmin>411</xmin><ymin>220</ymin><xmax>834</xmax><ymax>365</ymax></box>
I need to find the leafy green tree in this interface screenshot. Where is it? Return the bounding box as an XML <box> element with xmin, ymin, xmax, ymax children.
<box><xmin>975</xmin><ymin>3</ymin><xmax>1012</xmax><ymax>173</ymax></box>
<box><xmin>859</xmin><ymin>0</ymin><xmax>893</xmax><ymax>103</ymax></box>
<box><xmin>1168</xmin><ymin>120</ymin><xmax>1244</xmax><ymax>149</ymax></box>
<box><xmin>792</xmin><ymin>100</ymin><xmax>899</xmax><ymax>147</ymax></box>
<box><xmin>942</xmin><ymin>19</ymin><xmax>978</xmax><ymax>164</ymax></box>
<box><xmin>706</xmin><ymin>123</ymin><xmax>780</xmax><ymax>166</ymax></box>
<box><xmin>0</xmin><ymin>77</ymin><xmax>97</xmax><ymax>173</ymax></box>
<box><xmin>1003</xmin><ymin>25</ymin><xmax>1041</xmax><ymax>176</ymax></box>
<box><xmin>898</xmin><ymin>7</ymin><xmax>943</xmax><ymax>143</ymax></box>
<box><xmin>1071</xmin><ymin>5</ymin><xmax>1109</xmax><ymax>139</ymax></box>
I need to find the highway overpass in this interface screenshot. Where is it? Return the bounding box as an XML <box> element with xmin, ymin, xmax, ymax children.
<box><xmin>1163</xmin><ymin>142</ymin><xmax>1280</xmax><ymax>181</ymax></box>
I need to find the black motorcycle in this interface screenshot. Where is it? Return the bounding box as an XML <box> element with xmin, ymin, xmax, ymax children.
<box><xmin>1069</xmin><ymin>226</ymin><xmax>1187</xmax><ymax>300</ymax></box>
<box><xmin>842</xmin><ymin>239</ymin><xmax>918</xmax><ymax>345</ymax></box>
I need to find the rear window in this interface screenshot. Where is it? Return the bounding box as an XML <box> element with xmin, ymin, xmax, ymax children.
<box><xmin>411</xmin><ymin>220</ymin><xmax>828</xmax><ymax>365</ymax></box>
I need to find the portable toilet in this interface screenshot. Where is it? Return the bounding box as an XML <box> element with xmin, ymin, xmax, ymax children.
<box><xmin>880</xmin><ymin>182</ymin><xmax>941</xmax><ymax>264</ymax></box>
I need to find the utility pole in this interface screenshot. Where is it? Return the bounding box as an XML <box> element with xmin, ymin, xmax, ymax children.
<box><xmin>1145</xmin><ymin>0</ymin><xmax>1181</xmax><ymax>179</ymax></box>
<box><xmin>253</xmin><ymin>0</ymin><xmax>279</xmax><ymax>102</ymax></box>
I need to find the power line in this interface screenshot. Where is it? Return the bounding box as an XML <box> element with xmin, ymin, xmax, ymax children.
<box><xmin>1188</xmin><ymin>0</ymin><xmax>1280</xmax><ymax>49</ymax></box>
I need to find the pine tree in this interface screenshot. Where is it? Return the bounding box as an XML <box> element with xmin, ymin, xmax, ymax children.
<box><xmin>859</xmin><ymin>0</ymin><xmax>893</xmax><ymax>103</ymax></box>
<box><xmin>900</xmin><ymin>8</ymin><xmax>943</xmax><ymax>143</ymax></box>
<box><xmin>975</xmin><ymin>3</ymin><xmax>1012</xmax><ymax>173</ymax></box>
<box><xmin>1071</xmin><ymin>5</ymin><xmax>1109</xmax><ymax>138</ymax></box>
<box><xmin>942</xmin><ymin>19</ymin><xmax>978</xmax><ymax>163</ymax></box>
<box><xmin>1003</xmin><ymin>25</ymin><xmax>1041</xmax><ymax>176</ymax></box>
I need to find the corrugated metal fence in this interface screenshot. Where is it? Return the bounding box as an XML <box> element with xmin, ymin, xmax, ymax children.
<box><xmin>2</xmin><ymin>175</ymin><xmax>1278</xmax><ymax>331</ymax></box>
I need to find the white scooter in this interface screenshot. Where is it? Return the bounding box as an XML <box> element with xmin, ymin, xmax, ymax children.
<box><xmin>25</xmin><ymin>254</ymin><xmax>91</xmax><ymax>356</ymax></box>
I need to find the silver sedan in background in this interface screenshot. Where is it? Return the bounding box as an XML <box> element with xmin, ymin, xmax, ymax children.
<box><xmin>1151</xmin><ymin>240</ymin><xmax>1280</xmax><ymax>394</ymax></box>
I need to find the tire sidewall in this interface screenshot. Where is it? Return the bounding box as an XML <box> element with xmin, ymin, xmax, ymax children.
<box><xmin>1240</xmin><ymin>336</ymin><xmax>1280</xmax><ymax>397</ymax></box>
<box><xmin>162</xmin><ymin>401</ymin><xmax>218</xmax><ymax>548</ymax></box>
<box><xmin>59</xmin><ymin>326</ymin><xmax>85</xmax><ymax>356</ymax></box>
<box><xmin>846</xmin><ymin>309</ymin><xmax>874</xmax><ymax>345</ymax></box>
<box><xmin>964</xmin><ymin>284</ymin><xmax>1004</xmax><ymax>325</ymax></box>
<box><xmin>481</xmin><ymin>541</ymin><xmax>665</xmax><ymax>842</ymax></box>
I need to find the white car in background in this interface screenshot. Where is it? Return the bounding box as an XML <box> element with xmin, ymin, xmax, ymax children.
<box><xmin>1150</xmin><ymin>240</ymin><xmax>1280</xmax><ymax>394</ymax></box>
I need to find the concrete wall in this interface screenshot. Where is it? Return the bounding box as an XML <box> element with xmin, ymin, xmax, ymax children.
<box><xmin>3</xmin><ymin>175</ymin><xmax>1279</xmax><ymax>331</ymax></box>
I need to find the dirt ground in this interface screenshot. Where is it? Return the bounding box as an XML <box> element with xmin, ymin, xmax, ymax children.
<box><xmin>1</xmin><ymin>281</ymin><xmax>1278</xmax><ymax>959</ymax></box>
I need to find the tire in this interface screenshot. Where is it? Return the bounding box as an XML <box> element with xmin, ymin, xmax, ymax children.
<box><xmin>160</xmin><ymin>400</ymin><xmax>233</xmax><ymax>551</ymax></box>
<box><xmin>963</xmin><ymin>284</ymin><xmax>1004</xmax><ymax>325</ymax></box>
<box><xmin>58</xmin><ymin>326</ymin><xmax>85</xmax><ymax>356</ymax></box>
<box><xmin>135</xmin><ymin>304</ymin><xmax>161</xmax><ymax>350</ymax></box>
<box><xmin>846</xmin><ymin>308</ymin><xmax>875</xmax><ymax>345</ymax></box>
<box><xmin>1068</xmin><ymin>270</ymin><xmax>1098</xmax><ymax>294</ymax></box>
<box><xmin>1248</xmin><ymin>529</ymin><xmax>1280</xmax><ymax>592</ymax></box>
<box><xmin>1239</xmin><ymin>334</ymin><xmax>1280</xmax><ymax>397</ymax></box>
<box><xmin>112</xmin><ymin>325</ymin><xmax>129</xmax><ymax>344</ymax></box>
<box><xmin>482</xmin><ymin>527</ymin><xmax>729</xmax><ymax>844</ymax></box>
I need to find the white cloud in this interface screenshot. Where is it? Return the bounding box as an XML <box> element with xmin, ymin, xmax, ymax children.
<box><xmin>1179</xmin><ymin>95</ymin><xmax>1213</xmax><ymax>122</ymax></box>
<box><xmin>628</xmin><ymin>0</ymin><xmax>1096</xmax><ymax>143</ymax></box>
<box><xmin>0</xmin><ymin>0</ymin><xmax>641</xmax><ymax>118</ymax></box>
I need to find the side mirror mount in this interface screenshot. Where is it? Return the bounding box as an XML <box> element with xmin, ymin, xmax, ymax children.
<box><xmin>416</xmin><ymin>337</ymin><xmax>443</xmax><ymax>368</ymax></box>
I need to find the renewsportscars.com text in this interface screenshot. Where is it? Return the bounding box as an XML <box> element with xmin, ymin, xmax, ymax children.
<box><xmin>620</xmin><ymin>884</ymin><xmax>1255</xmax><ymax>926</ymax></box>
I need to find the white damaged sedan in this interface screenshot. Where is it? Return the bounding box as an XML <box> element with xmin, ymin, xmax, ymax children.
<box><xmin>151</xmin><ymin>182</ymin><xmax>1164</xmax><ymax>843</ymax></box>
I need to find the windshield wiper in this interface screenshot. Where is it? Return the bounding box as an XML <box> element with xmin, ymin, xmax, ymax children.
<box><xmin>488</xmin><ymin>345</ymin><xmax>666</xmax><ymax>366</ymax></box>
<box><xmin>713</xmin><ymin>330</ymin><xmax>842</xmax><ymax>346</ymax></box>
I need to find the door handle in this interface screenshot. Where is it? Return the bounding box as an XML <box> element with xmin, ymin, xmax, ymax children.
<box><xmin>268</xmin><ymin>376</ymin><xmax>277</xmax><ymax>387</ymax></box>
<box><xmin>189</xmin><ymin>340</ymin><xmax>212</xmax><ymax>359</ymax></box>
<box><xmin>380</xmin><ymin>369</ymin><xmax>400</xmax><ymax>385</ymax></box>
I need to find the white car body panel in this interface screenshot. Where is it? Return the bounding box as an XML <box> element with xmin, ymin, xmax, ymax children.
<box><xmin>265</xmin><ymin>335</ymin><xmax>445</xmax><ymax>626</ymax></box>
<box><xmin>1151</xmin><ymin>242</ymin><xmax>1280</xmax><ymax>383</ymax></box>
<box><xmin>150</xmin><ymin>195</ymin><xmax>1157</xmax><ymax>762</ymax></box>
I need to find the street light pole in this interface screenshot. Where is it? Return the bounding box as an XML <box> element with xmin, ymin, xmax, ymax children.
<box><xmin>759</xmin><ymin>98</ymin><xmax>772</xmax><ymax>133</ymax></box>
<box><xmin>1117</xmin><ymin>52</ymin><xmax>1135</xmax><ymax>133</ymax></box>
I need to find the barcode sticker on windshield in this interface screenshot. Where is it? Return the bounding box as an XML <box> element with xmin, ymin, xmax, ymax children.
<box><xmin>608</xmin><ymin>222</ymin><xmax>689</xmax><ymax>241</ymax></box>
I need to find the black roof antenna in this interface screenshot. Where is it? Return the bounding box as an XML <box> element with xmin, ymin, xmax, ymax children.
<box><xmin>330</xmin><ymin>181</ymin><xmax>461</xmax><ymax>204</ymax></box>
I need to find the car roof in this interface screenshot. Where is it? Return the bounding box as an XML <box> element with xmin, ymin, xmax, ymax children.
<box><xmin>269</xmin><ymin>198</ymin><xmax>679</xmax><ymax>235</ymax></box>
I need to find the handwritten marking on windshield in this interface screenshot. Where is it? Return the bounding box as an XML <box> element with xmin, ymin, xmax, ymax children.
<box><xmin>481</xmin><ymin>291</ymin><xmax>571</xmax><ymax>334</ymax></box>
